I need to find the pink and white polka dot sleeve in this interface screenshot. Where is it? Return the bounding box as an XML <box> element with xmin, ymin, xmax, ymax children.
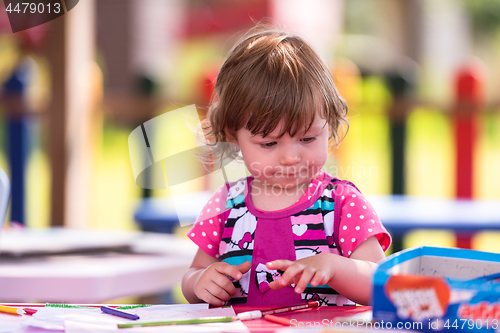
<box><xmin>337</xmin><ymin>185</ymin><xmax>391</xmax><ymax>257</ymax></box>
<box><xmin>186</xmin><ymin>185</ymin><xmax>228</xmax><ymax>258</ymax></box>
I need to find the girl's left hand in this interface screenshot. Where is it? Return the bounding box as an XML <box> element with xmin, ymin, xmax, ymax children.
<box><xmin>266</xmin><ymin>253</ymin><xmax>336</xmax><ymax>294</ymax></box>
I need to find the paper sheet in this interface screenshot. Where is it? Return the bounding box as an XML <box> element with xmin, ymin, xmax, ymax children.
<box><xmin>25</xmin><ymin>304</ymin><xmax>249</xmax><ymax>333</ymax></box>
<box><xmin>0</xmin><ymin>314</ymin><xmax>23</xmax><ymax>333</ymax></box>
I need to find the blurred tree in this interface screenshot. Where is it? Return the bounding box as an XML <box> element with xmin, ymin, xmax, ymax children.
<box><xmin>344</xmin><ymin>0</ymin><xmax>380</xmax><ymax>35</ymax></box>
<box><xmin>464</xmin><ymin>0</ymin><xmax>500</xmax><ymax>36</ymax></box>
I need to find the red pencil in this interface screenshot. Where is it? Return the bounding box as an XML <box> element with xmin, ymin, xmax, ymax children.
<box><xmin>237</xmin><ymin>301</ymin><xmax>320</xmax><ymax>320</ymax></box>
<box><xmin>262</xmin><ymin>301</ymin><xmax>319</xmax><ymax>316</ymax></box>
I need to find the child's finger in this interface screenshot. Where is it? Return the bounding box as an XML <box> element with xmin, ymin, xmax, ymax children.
<box><xmin>235</xmin><ymin>261</ymin><xmax>251</xmax><ymax>274</ymax></box>
<box><xmin>269</xmin><ymin>264</ymin><xmax>303</xmax><ymax>290</ymax></box>
<box><xmin>199</xmin><ymin>288</ymin><xmax>226</xmax><ymax>306</ymax></box>
<box><xmin>294</xmin><ymin>268</ymin><xmax>315</xmax><ymax>293</ymax></box>
<box><xmin>215</xmin><ymin>262</ymin><xmax>245</xmax><ymax>281</ymax></box>
<box><xmin>266</xmin><ymin>259</ymin><xmax>293</xmax><ymax>270</ymax></box>
<box><xmin>269</xmin><ymin>279</ymin><xmax>285</xmax><ymax>290</ymax></box>
<box><xmin>310</xmin><ymin>270</ymin><xmax>328</xmax><ymax>287</ymax></box>
<box><xmin>206</xmin><ymin>281</ymin><xmax>233</xmax><ymax>301</ymax></box>
<box><xmin>211</xmin><ymin>273</ymin><xmax>237</xmax><ymax>296</ymax></box>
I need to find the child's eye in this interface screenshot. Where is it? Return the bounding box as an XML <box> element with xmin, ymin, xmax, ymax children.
<box><xmin>260</xmin><ymin>142</ymin><xmax>277</xmax><ymax>148</ymax></box>
<box><xmin>301</xmin><ymin>137</ymin><xmax>316</xmax><ymax>143</ymax></box>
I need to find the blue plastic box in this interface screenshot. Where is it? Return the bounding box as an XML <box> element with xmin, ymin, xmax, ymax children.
<box><xmin>373</xmin><ymin>246</ymin><xmax>500</xmax><ymax>332</ymax></box>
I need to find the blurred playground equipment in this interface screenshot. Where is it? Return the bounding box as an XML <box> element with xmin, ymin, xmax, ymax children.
<box><xmin>0</xmin><ymin>0</ymin><xmax>499</xmax><ymax>254</ymax></box>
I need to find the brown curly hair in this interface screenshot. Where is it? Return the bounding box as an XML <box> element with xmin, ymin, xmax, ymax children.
<box><xmin>200</xmin><ymin>29</ymin><xmax>348</xmax><ymax>166</ymax></box>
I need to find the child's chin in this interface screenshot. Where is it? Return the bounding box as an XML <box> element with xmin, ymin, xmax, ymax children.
<box><xmin>273</xmin><ymin>179</ymin><xmax>310</xmax><ymax>190</ymax></box>
<box><xmin>254</xmin><ymin>176</ymin><xmax>311</xmax><ymax>188</ymax></box>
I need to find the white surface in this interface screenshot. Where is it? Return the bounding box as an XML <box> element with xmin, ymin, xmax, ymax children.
<box><xmin>387</xmin><ymin>254</ymin><xmax>500</xmax><ymax>280</ymax></box>
<box><xmin>0</xmin><ymin>229</ymin><xmax>197</xmax><ymax>303</ymax></box>
<box><xmin>28</xmin><ymin>304</ymin><xmax>209</xmax><ymax>329</ymax></box>
<box><xmin>419</xmin><ymin>255</ymin><xmax>500</xmax><ymax>279</ymax></box>
<box><xmin>0</xmin><ymin>305</ymin><xmax>251</xmax><ymax>333</ymax></box>
<box><xmin>368</xmin><ymin>195</ymin><xmax>500</xmax><ymax>230</ymax></box>
<box><xmin>0</xmin><ymin>228</ymin><xmax>137</xmax><ymax>256</ymax></box>
<box><xmin>0</xmin><ymin>254</ymin><xmax>186</xmax><ymax>303</ymax></box>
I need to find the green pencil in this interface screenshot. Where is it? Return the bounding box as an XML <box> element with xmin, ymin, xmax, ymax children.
<box><xmin>117</xmin><ymin>316</ymin><xmax>238</xmax><ymax>328</ymax></box>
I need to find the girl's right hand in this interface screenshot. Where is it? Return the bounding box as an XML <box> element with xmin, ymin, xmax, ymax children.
<box><xmin>193</xmin><ymin>261</ymin><xmax>251</xmax><ymax>306</ymax></box>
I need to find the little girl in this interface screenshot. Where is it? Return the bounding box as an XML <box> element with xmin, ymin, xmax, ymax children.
<box><xmin>181</xmin><ymin>30</ymin><xmax>391</xmax><ymax>307</ymax></box>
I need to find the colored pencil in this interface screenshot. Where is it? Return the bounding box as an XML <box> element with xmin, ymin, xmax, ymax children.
<box><xmin>0</xmin><ymin>305</ymin><xmax>24</xmax><ymax>315</ymax></box>
<box><xmin>101</xmin><ymin>306</ymin><xmax>139</xmax><ymax>320</ymax></box>
<box><xmin>262</xmin><ymin>301</ymin><xmax>320</xmax><ymax>316</ymax></box>
<box><xmin>23</xmin><ymin>308</ymin><xmax>38</xmax><ymax>315</ymax></box>
<box><xmin>237</xmin><ymin>301</ymin><xmax>320</xmax><ymax>320</ymax></box>
<box><xmin>263</xmin><ymin>314</ymin><xmax>292</xmax><ymax>326</ymax></box>
<box><xmin>117</xmin><ymin>316</ymin><xmax>237</xmax><ymax>328</ymax></box>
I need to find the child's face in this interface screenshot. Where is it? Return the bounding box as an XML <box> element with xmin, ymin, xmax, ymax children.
<box><xmin>229</xmin><ymin>113</ymin><xmax>330</xmax><ymax>191</ymax></box>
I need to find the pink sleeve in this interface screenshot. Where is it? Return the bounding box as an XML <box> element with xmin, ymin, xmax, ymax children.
<box><xmin>186</xmin><ymin>184</ymin><xmax>228</xmax><ymax>258</ymax></box>
<box><xmin>337</xmin><ymin>185</ymin><xmax>391</xmax><ymax>257</ymax></box>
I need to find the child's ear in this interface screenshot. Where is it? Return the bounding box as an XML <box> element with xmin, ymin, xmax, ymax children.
<box><xmin>224</xmin><ymin>128</ymin><xmax>238</xmax><ymax>145</ymax></box>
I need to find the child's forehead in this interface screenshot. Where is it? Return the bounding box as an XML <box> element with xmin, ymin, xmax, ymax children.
<box><xmin>249</xmin><ymin>116</ymin><xmax>328</xmax><ymax>138</ymax></box>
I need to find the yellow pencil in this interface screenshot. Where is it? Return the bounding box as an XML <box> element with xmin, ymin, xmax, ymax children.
<box><xmin>0</xmin><ymin>305</ymin><xmax>24</xmax><ymax>315</ymax></box>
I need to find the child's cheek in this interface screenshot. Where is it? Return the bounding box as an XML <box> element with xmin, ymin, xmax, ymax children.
<box><xmin>245</xmin><ymin>162</ymin><xmax>266</xmax><ymax>179</ymax></box>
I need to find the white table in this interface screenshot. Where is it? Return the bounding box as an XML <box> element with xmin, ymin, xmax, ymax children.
<box><xmin>0</xmin><ymin>229</ymin><xmax>197</xmax><ymax>303</ymax></box>
<box><xmin>368</xmin><ymin>195</ymin><xmax>500</xmax><ymax>251</ymax></box>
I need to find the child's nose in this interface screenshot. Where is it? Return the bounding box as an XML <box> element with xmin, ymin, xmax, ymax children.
<box><xmin>279</xmin><ymin>147</ymin><xmax>301</xmax><ymax>166</ymax></box>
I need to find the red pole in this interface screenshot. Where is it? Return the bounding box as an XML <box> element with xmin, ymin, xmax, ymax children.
<box><xmin>199</xmin><ymin>67</ymin><xmax>219</xmax><ymax>192</ymax></box>
<box><xmin>452</xmin><ymin>62</ymin><xmax>485</xmax><ymax>248</ymax></box>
